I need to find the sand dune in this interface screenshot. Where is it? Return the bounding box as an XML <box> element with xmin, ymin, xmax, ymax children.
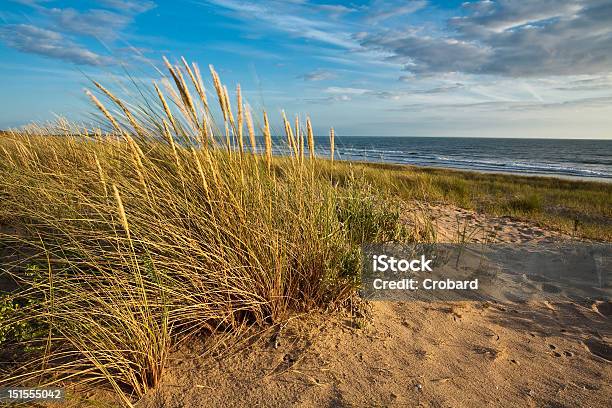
<box><xmin>132</xmin><ymin>204</ymin><xmax>610</xmax><ymax>408</ymax></box>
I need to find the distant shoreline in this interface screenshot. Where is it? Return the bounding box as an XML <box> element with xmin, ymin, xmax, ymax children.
<box><xmin>343</xmin><ymin>158</ymin><xmax>612</xmax><ymax>184</ymax></box>
<box><xmin>303</xmin><ymin>136</ymin><xmax>612</xmax><ymax>182</ymax></box>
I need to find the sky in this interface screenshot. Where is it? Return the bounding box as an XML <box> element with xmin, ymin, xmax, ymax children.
<box><xmin>0</xmin><ymin>0</ymin><xmax>611</xmax><ymax>138</ymax></box>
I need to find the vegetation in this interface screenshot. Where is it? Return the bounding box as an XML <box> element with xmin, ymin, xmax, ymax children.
<box><xmin>326</xmin><ymin>162</ymin><xmax>612</xmax><ymax>241</ymax></box>
<box><xmin>0</xmin><ymin>59</ymin><xmax>425</xmax><ymax>406</ymax></box>
<box><xmin>0</xmin><ymin>56</ymin><xmax>609</xmax><ymax>406</ymax></box>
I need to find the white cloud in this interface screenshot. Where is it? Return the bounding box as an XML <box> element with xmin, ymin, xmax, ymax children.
<box><xmin>325</xmin><ymin>87</ymin><xmax>370</xmax><ymax>95</ymax></box>
<box><xmin>360</xmin><ymin>0</ymin><xmax>612</xmax><ymax>77</ymax></box>
<box><xmin>44</xmin><ymin>7</ymin><xmax>132</xmax><ymax>39</ymax></box>
<box><xmin>0</xmin><ymin>24</ymin><xmax>114</xmax><ymax>66</ymax></box>
<box><xmin>201</xmin><ymin>0</ymin><xmax>358</xmax><ymax>49</ymax></box>
<box><xmin>361</xmin><ymin>32</ymin><xmax>491</xmax><ymax>74</ymax></box>
<box><xmin>1</xmin><ymin>0</ymin><xmax>156</xmax><ymax>65</ymax></box>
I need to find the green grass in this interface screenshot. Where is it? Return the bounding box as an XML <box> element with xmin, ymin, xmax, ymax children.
<box><xmin>324</xmin><ymin>161</ymin><xmax>612</xmax><ymax>241</ymax></box>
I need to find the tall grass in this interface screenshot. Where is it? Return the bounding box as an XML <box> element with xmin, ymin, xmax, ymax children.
<box><xmin>324</xmin><ymin>162</ymin><xmax>612</xmax><ymax>240</ymax></box>
<box><xmin>0</xmin><ymin>58</ymin><xmax>424</xmax><ymax>405</ymax></box>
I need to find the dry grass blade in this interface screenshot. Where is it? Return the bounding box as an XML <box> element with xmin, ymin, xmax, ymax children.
<box><xmin>245</xmin><ymin>104</ymin><xmax>256</xmax><ymax>153</ymax></box>
<box><xmin>263</xmin><ymin>110</ymin><xmax>272</xmax><ymax>170</ymax></box>
<box><xmin>93</xmin><ymin>81</ymin><xmax>146</xmax><ymax>138</ymax></box>
<box><xmin>296</xmin><ymin>115</ymin><xmax>304</xmax><ymax>165</ymax></box>
<box><xmin>85</xmin><ymin>89</ymin><xmax>122</xmax><ymax>134</ymax></box>
<box><xmin>163</xmin><ymin>56</ymin><xmax>198</xmax><ymax>130</ymax></box>
<box><xmin>94</xmin><ymin>152</ymin><xmax>108</xmax><ymax>197</ymax></box>
<box><xmin>181</xmin><ymin>56</ymin><xmax>209</xmax><ymax>113</ymax></box>
<box><xmin>191</xmin><ymin>62</ymin><xmax>209</xmax><ymax>112</ymax></box>
<box><xmin>330</xmin><ymin>127</ymin><xmax>335</xmax><ymax>163</ymax></box>
<box><xmin>307</xmin><ymin>117</ymin><xmax>315</xmax><ymax>161</ymax></box>
<box><xmin>223</xmin><ymin>85</ymin><xmax>235</xmax><ymax>128</ymax></box>
<box><xmin>162</xmin><ymin>119</ymin><xmax>181</xmax><ymax>173</ymax></box>
<box><xmin>113</xmin><ymin>184</ymin><xmax>131</xmax><ymax>241</ymax></box>
<box><xmin>236</xmin><ymin>84</ymin><xmax>244</xmax><ymax>153</ymax></box>
<box><xmin>209</xmin><ymin>65</ymin><xmax>227</xmax><ymax>122</ymax></box>
<box><xmin>281</xmin><ymin>110</ymin><xmax>298</xmax><ymax>159</ymax></box>
<box><xmin>154</xmin><ymin>82</ymin><xmax>180</xmax><ymax>136</ymax></box>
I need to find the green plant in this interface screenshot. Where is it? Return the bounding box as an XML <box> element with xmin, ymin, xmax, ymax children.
<box><xmin>507</xmin><ymin>193</ymin><xmax>543</xmax><ymax>213</ymax></box>
<box><xmin>0</xmin><ymin>295</ymin><xmax>48</xmax><ymax>351</ymax></box>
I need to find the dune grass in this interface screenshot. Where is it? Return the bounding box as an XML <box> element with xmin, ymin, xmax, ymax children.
<box><xmin>325</xmin><ymin>162</ymin><xmax>612</xmax><ymax>241</ymax></box>
<box><xmin>0</xmin><ymin>56</ymin><xmax>609</xmax><ymax>406</ymax></box>
<box><xmin>0</xmin><ymin>59</ymin><xmax>426</xmax><ymax>406</ymax></box>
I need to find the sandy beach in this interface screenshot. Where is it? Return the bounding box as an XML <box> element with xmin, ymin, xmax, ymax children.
<box><xmin>0</xmin><ymin>29</ymin><xmax>610</xmax><ymax>405</ymax></box>
<box><xmin>100</xmin><ymin>203</ymin><xmax>609</xmax><ymax>408</ymax></box>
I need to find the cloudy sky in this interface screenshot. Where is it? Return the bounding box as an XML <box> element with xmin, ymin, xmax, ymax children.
<box><xmin>1</xmin><ymin>0</ymin><xmax>611</xmax><ymax>138</ymax></box>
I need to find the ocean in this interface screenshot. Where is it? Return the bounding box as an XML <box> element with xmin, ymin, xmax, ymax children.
<box><xmin>282</xmin><ymin>137</ymin><xmax>612</xmax><ymax>182</ymax></box>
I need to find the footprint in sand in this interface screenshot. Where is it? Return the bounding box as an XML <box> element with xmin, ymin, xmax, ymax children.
<box><xmin>583</xmin><ymin>338</ymin><xmax>612</xmax><ymax>362</ymax></box>
<box><xmin>473</xmin><ymin>346</ymin><xmax>501</xmax><ymax>360</ymax></box>
<box><xmin>548</xmin><ymin>344</ymin><xmax>563</xmax><ymax>358</ymax></box>
<box><xmin>549</xmin><ymin>345</ymin><xmax>574</xmax><ymax>358</ymax></box>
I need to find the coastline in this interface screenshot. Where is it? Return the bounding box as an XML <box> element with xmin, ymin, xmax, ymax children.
<box><xmin>317</xmin><ymin>136</ymin><xmax>612</xmax><ymax>182</ymax></box>
<box><xmin>1</xmin><ymin>53</ymin><xmax>610</xmax><ymax>406</ymax></box>
<box><xmin>343</xmin><ymin>158</ymin><xmax>612</xmax><ymax>184</ymax></box>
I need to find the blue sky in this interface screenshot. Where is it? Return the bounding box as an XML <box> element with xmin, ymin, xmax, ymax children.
<box><xmin>1</xmin><ymin>0</ymin><xmax>612</xmax><ymax>138</ymax></box>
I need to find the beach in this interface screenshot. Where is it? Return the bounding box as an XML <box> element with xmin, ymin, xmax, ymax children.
<box><xmin>0</xmin><ymin>58</ymin><xmax>610</xmax><ymax>407</ymax></box>
<box><xmin>1</xmin><ymin>0</ymin><xmax>612</xmax><ymax>405</ymax></box>
<box><xmin>291</xmin><ymin>136</ymin><xmax>612</xmax><ymax>183</ymax></box>
<box><xmin>3</xmin><ymin>150</ymin><xmax>610</xmax><ymax>406</ymax></box>
<box><xmin>136</xmin><ymin>200</ymin><xmax>611</xmax><ymax>408</ymax></box>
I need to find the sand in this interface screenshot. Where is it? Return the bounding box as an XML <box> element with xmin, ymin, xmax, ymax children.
<box><xmin>131</xmin><ymin>203</ymin><xmax>610</xmax><ymax>408</ymax></box>
<box><xmin>412</xmin><ymin>202</ymin><xmax>572</xmax><ymax>244</ymax></box>
<box><xmin>135</xmin><ymin>298</ymin><xmax>610</xmax><ymax>407</ymax></box>
<box><xmin>3</xmin><ymin>203</ymin><xmax>609</xmax><ymax>407</ymax></box>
